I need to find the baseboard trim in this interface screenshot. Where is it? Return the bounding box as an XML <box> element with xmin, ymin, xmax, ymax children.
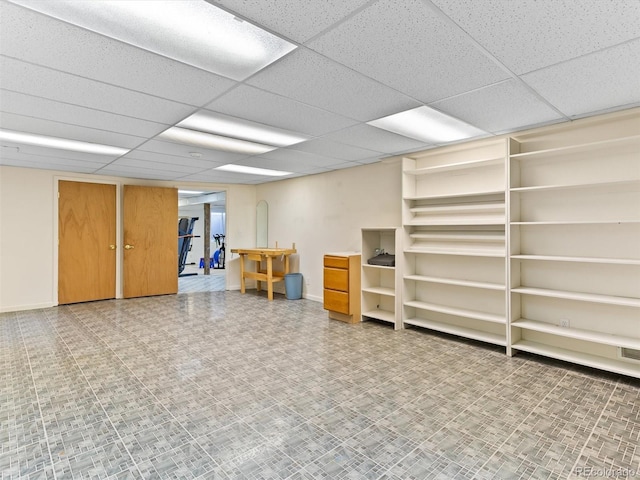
<box><xmin>0</xmin><ymin>302</ymin><xmax>56</xmax><ymax>313</ymax></box>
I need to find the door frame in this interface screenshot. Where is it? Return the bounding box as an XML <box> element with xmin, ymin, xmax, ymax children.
<box><xmin>53</xmin><ymin>176</ymin><xmax>122</xmax><ymax>305</ymax></box>
<box><xmin>54</xmin><ymin>177</ymin><xmax>233</xmax><ymax>305</ymax></box>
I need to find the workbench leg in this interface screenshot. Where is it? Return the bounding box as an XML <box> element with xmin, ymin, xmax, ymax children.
<box><xmin>267</xmin><ymin>256</ymin><xmax>274</xmax><ymax>301</ymax></box>
<box><xmin>239</xmin><ymin>254</ymin><xmax>246</xmax><ymax>294</ymax></box>
<box><xmin>256</xmin><ymin>260</ymin><xmax>261</xmax><ymax>292</ymax></box>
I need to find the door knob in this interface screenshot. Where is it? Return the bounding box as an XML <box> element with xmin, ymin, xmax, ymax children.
<box><xmin>109</xmin><ymin>245</ymin><xmax>117</xmax><ymax>250</ymax></box>
<box><xmin>124</xmin><ymin>244</ymin><xmax>135</xmax><ymax>250</ymax></box>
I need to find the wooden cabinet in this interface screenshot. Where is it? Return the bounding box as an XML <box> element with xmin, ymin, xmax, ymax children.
<box><xmin>323</xmin><ymin>253</ymin><xmax>361</xmax><ymax>323</ymax></box>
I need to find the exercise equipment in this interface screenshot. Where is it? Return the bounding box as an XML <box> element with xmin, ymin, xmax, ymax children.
<box><xmin>178</xmin><ymin>217</ymin><xmax>199</xmax><ymax>276</ymax></box>
<box><xmin>213</xmin><ymin>234</ymin><xmax>226</xmax><ymax>269</ymax></box>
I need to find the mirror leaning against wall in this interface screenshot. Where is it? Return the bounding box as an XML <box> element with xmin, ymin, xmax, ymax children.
<box><xmin>256</xmin><ymin>200</ymin><xmax>268</xmax><ymax>248</ymax></box>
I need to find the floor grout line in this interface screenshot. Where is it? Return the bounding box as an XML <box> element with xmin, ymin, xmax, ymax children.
<box><xmin>45</xmin><ymin>308</ymin><xmax>147</xmax><ymax>479</ymax></box>
<box><xmin>65</xmin><ymin>301</ymin><xmax>297</xmax><ymax>477</ymax></box>
<box><xmin>470</xmin><ymin>368</ymin><xmax>571</xmax><ymax>479</ymax></box>
<box><xmin>567</xmin><ymin>381</ymin><xmax>618</xmax><ymax>479</ymax></box>
<box><xmin>16</xmin><ymin>315</ymin><xmax>58</xmax><ymax>480</ymax></box>
<box><xmin>3</xmin><ymin>294</ymin><xmax>637</xmax><ymax>479</ymax></box>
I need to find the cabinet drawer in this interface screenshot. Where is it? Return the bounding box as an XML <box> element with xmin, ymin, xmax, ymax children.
<box><xmin>324</xmin><ymin>255</ymin><xmax>349</xmax><ymax>269</ymax></box>
<box><xmin>323</xmin><ymin>289</ymin><xmax>349</xmax><ymax>314</ymax></box>
<box><xmin>324</xmin><ymin>267</ymin><xmax>349</xmax><ymax>291</ymax></box>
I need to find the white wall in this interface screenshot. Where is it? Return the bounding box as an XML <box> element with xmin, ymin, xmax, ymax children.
<box><xmin>0</xmin><ymin>160</ymin><xmax>398</xmax><ymax>311</ymax></box>
<box><xmin>0</xmin><ymin>166</ymin><xmax>256</xmax><ymax>312</ymax></box>
<box><xmin>255</xmin><ymin>160</ymin><xmax>402</xmax><ymax>301</ymax></box>
<box><xmin>0</xmin><ymin>167</ymin><xmax>56</xmax><ymax>311</ymax></box>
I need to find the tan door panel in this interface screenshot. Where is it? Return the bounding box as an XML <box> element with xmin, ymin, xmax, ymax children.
<box><xmin>123</xmin><ymin>185</ymin><xmax>178</xmax><ymax>298</ymax></box>
<box><xmin>58</xmin><ymin>181</ymin><xmax>116</xmax><ymax>304</ymax></box>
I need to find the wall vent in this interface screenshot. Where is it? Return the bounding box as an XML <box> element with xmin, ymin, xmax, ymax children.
<box><xmin>619</xmin><ymin>347</ymin><xmax>640</xmax><ymax>363</ymax></box>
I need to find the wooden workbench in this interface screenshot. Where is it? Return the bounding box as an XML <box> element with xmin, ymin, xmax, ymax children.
<box><xmin>230</xmin><ymin>248</ymin><xmax>297</xmax><ymax>301</ymax></box>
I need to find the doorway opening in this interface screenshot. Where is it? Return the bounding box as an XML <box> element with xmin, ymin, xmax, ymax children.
<box><xmin>177</xmin><ymin>190</ymin><xmax>226</xmax><ymax>293</ymax></box>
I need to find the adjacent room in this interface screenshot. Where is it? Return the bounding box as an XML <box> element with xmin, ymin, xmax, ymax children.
<box><xmin>1</xmin><ymin>1</ymin><xmax>639</xmax><ymax>478</ymax></box>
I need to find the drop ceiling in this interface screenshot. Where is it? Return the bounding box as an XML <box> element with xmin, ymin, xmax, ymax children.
<box><xmin>0</xmin><ymin>0</ymin><xmax>638</xmax><ymax>185</ymax></box>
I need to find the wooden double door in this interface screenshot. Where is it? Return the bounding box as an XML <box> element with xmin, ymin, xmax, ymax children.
<box><xmin>58</xmin><ymin>181</ymin><xmax>178</xmax><ymax>304</ymax></box>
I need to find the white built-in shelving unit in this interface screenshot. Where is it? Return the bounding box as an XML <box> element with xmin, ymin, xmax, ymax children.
<box><xmin>508</xmin><ymin>111</ymin><xmax>640</xmax><ymax>378</ymax></box>
<box><xmin>361</xmin><ymin>228</ymin><xmax>402</xmax><ymax>329</ymax></box>
<box><xmin>402</xmin><ymin>137</ymin><xmax>509</xmax><ymax>347</ymax></box>
<box><xmin>399</xmin><ymin>108</ymin><xmax>640</xmax><ymax>378</ymax></box>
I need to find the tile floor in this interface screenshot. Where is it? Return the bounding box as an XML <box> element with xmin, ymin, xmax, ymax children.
<box><xmin>1</xmin><ymin>291</ymin><xmax>639</xmax><ymax>479</ymax></box>
<box><xmin>178</xmin><ymin>270</ymin><xmax>226</xmax><ymax>294</ymax></box>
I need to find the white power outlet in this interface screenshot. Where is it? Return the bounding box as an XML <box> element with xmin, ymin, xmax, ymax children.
<box><xmin>560</xmin><ymin>319</ymin><xmax>570</xmax><ymax>328</ymax></box>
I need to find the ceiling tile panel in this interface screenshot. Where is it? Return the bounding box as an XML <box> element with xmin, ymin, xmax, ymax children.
<box><xmin>355</xmin><ymin>156</ymin><xmax>389</xmax><ymax>165</ymax></box>
<box><xmin>290</xmin><ymin>138</ymin><xmax>382</xmax><ymax>161</ymax></box>
<box><xmin>247</xmin><ymin>48</ymin><xmax>421</xmax><ymax>121</ymax></box>
<box><xmin>325</xmin><ymin>161</ymin><xmax>363</xmax><ymax>171</ymax></box>
<box><xmin>320</xmin><ymin>124</ymin><xmax>432</xmax><ymax>154</ymax></box>
<box><xmin>522</xmin><ymin>40</ymin><xmax>640</xmax><ymax>118</ymax></box>
<box><xmin>0</xmin><ymin>144</ymin><xmax>113</xmax><ymax>172</ymax></box>
<box><xmin>179</xmin><ymin>169</ymin><xmax>266</xmax><ymax>184</ymax></box>
<box><xmin>107</xmin><ymin>158</ymin><xmax>205</xmax><ymax>175</ymax></box>
<box><xmin>259</xmin><ymin>147</ymin><xmax>358</xmax><ymax>168</ymax></box>
<box><xmin>211</xmin><ymin>0</ymin><xmax>371</xmax><ymax>43</ymax></box>
<box><xmin>0</xmin><ymin>1</ymin><xmax>237</xmax><ymax>105</ymax></box>
<box><xmin>308</xmin><ymin>0</ymin><xmax>509</xmax><ymax>103</ymax></box>
<box><xmin>206</xmin><ymin>85</ymin><xmax>358</xmax><ymax>136</ymax></box>
<box><xmin>0</xmin><ymin>155</ymin><xmax>102</xmax><ymax>173</ymax></box>
<box><xmin>430</xmin><ymin>79</ymin><xmax>565</xmax><ymax>134</ymax></box>
<box><xmin>431</xmin><ymin>0</ymin><xmax>640</xmax><ymax>74</ymax></box>
<box><xmin>233</xmin><ymin>155</ymin><xmax>327</xmax><ymax>174</ymax></box>
<box><xmin>0</xmin><ymin>90</ymin><xmax>169</xmax><ymax>138</ymax></box>
<box><xmin>1</xmin><ymin>0</ymin><xmax>637</xmax><ymax>185</ymax></box>
<box><xmin>0</xmin><ymin>142</ymin><xmax>120</xmax><ymax>164</ymax></box>
<box><xmin>137</xmin><ymin>139</ymin><xmax>250</xmax><ymax>164</ymax></box>
<box><xmin>94</xmin><ymin>165</ymin><xmax>182</xmax><ymax>180</ymax></box>
<box><xmin>0</xmin><ymin>57</ymin><xmax>195</xmax><ymax>124</ymax></box>
<box><xmin>0</xmin><ymin>112</ymin><xmax>145</xmax><ymax>148</ymax></box>
<box><xmin>121</xmin><ymin>150</ymin><xmax>225</xmax><ymax>170</ymax></box>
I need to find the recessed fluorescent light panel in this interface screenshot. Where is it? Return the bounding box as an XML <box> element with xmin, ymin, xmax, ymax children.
<box><xmin>0</xmin><ymin>129</ymin><xmax>129</xmax><ymax>156</ymax></box>
<box><xmin>158</xmin><ymin>127</ymin><xmax>277</xmax><ymax>155</ymax></box>
<box><xmin>178</xmin><ymin>111</ymin><xmax>309</xmax><ymax>147</ymax></box>
<box><xmin>10</xmin><ymin>0</ymin><xmax>297</xmax><ymax>81</ymax></box>
<box><xmin>215</xmin><ymin>164</ymin><xmax>291</xmax><ymax>177</ymax></box>
<box><xmin>368</xmin><ymin>106</ymin><xmax>486</xmax><ymax>144</ymax></box>
<box><xmin>178</xmin><ymin>190</ymin><xmax>206</xmax><ymax>195</ymax></box>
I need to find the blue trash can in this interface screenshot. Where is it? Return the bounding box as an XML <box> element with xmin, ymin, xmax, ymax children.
<box><xmin>284</xmin><ymin>273</ymin><xmax>303</xmax><ymax>300</ymax></box>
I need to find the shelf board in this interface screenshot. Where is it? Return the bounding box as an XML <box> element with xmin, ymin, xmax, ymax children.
<box><xmin>363</xmin><ymin>309</ymin><xmax>396</xmax><ymax>324</ymax></box>
<box><xmin>410</xmin><ymin>203</ymin><xmax>504</xmax><ymax>214</ymax></box>
<box><xmin>404</xmin><ymin>317</ymin><xmax>506</xmax><ymax>346</ymax></box>
<box><xmin>510</xmin><ymin>134</ymin><xmax>640</xmax><ymax>161</ymax></box>
<box><xmin>405</xmin><ymin>156</ymin><xmax>503</xmax><ymax>175</ymax></box>
<box><xmin>511</xmin><ymin>254</ymin><xmax>640</xmax><ymax>266</ymax></box>
<box><xmin>511</xmin><ymin>340</ymin><xmax>639</xmax><ymax>378</ymax></box>
<box><xmin>404</xmin><ymin>300</ymin><xmax>505</xmax><ymax>324</ymax></box>
<box><xmin>410</xmin><ymin>232</ymin><xmax>504</xmax><ymax>242</ymax></box>
<box><xmin>512</xmin><ymin>220</ymin><xmax>640</xmax><ymax>225</ymax></box>
<box><xmin>408</xmin><ymin>218</ymin><xmax>505</xmax><ymax>226</ymax></box>
<box><xmin>510</xmin><ymin>179</ymin><xmax>640</xmax><ymax>194</ymax></box>
<box><xmin>362</xmin><ymin>263</ymin><xmax>395</xmax><ymax>270</ymax></box>
<box><xmin>407</xmin><ymin>247</ymin><xmax>505</xmax><ymax>258</ymax></box>
<box><xmin>405</xmin><ymin>275</ymin><xmax>505</xmax><ymax>291</ymax></box>
<box><xmin>512</xmin><ymin>319</ymin><xmax>640</xmax><ymax>350</ymax></box>
<box><xmin>511</xmin><ymin>287</ymin><xmax>640</xmax><ymax>307</ymax></box>
<box><xmin>404</xmin><ymin>190</ymin><xmax>505</xmax><ymax>201</ymax></box>
<box><xmin>362</xmin><ymin>286</ymin><xmax>395</xmax><ymax>297</ymax></box>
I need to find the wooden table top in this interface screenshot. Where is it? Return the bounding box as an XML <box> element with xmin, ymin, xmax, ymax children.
<box><xmin>230</xmin><ymin>248</ymin><xmax>297</xmax><ymax>256</ymax></box>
